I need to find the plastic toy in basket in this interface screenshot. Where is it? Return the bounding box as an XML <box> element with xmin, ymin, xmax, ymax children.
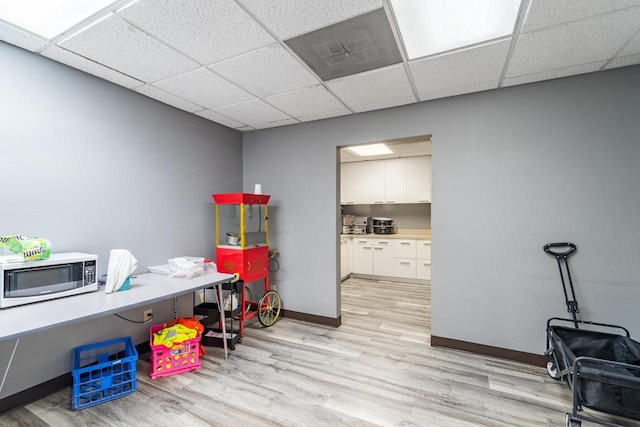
<box><xmin>149</xmin><ymin>323</ymin><xmax>202</xmax><ymax>379</ymax></box>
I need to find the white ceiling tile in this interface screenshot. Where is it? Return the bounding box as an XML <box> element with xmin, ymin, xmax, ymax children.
<box><xmin>194</xmin><ymin>109</ymin><xmax>246</xmax><ymax>128</ymax></box>
<box><xmin>605</xmin><ymin>53</ymin><xmax>640</xmax><ymax>69</ymax></box>
<box><xmin>214</xmin><ymin>99</ymin><xmax>292</xmax><ymax>127</ymax></box>
<box><xmin>59</xmin><ymin>14</ymin><xmax>199</xmax><ymax>83</ymax></box>
<box><xmin>325</xmin><ymin>64</ymin><xmax>416</xmax><ymax>109</ymax></box>
<box><xmin>238</xmin><ymin>0</ymin><xmax>382</xmax><ymax>39</ymax></box>
<box><xmin>620</xmin><ymin>32</ymin><xmax>640</xmax><ymax>56</ymax></box>
<box><xmin>0</xmin><ymin>22</ymin><xmax>48</xmax><ymax>52</ymax></box>
<box><xmin>41</xmin><ymin>46</ymin><xmax>143</xmax><ymax>88</ymax></box>
<box><xmin>254</xmin><ymin>118</ymin><xmax>300</xmax><ymax>129</ymax></box>
<box><xmin>236</xmin><ymin>126</ymin><xmax>255</xmax><ymax>131</ymax></box>
<box><xmin>409</xmin><ymin>39</ymin><xmax>511</xmax><ymax>96</ymax></box>
<box><xmin>507</xmin><ymin>8</ymin><xmax>640</xmax><ymax>78</ymax></box>
<box><xmin>297</xmin><ymin>108</ymin><xmax>352</xmax><ymax>122</ymax></box>
<box><xmin>153</xmin><ymin>68</ymin><xmax>254</xmax><ymax>109</ymax></box>
<box><xmin>264</xmin><ymin>85</ymin><xmax>345</xmax><ymax>117</ymax></box>
<box><xmin>210</xmin><ymin>44</ymin><xmax>319</xmax><ymax>97</ymax></box>
<box><xmin>502</xmin><ymin>62</ymin><xmax>605</xmax><ymax>87</ymax></box>
<box><xmin>351</xmin><ymin>95</ymin><xmax>416</xmax><ymax>113</ymax></box>
<box><xmin>117</xmin><ymin>0</ymin><xmax>274</xmax><ymax>64</ymax></box>
<box><xmin>418</xmin><ymin>81</ymin><xmax>498</xmax><ymax>102</ymax></box>
<box><xmin>522</xmin><ymin>0</ymin><xmax>640</xmax><ymax>33</ymax></box>
<box><xmin>134</xmin><ymin>84</ymin><xmax>204</xmax><ymax>112</ymax></box>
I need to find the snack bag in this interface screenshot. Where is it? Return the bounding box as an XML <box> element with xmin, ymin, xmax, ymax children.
<box><xmin>0</xmin><ymin>235</ymin><xmax>51</xmax><ymax>261</ymax></box>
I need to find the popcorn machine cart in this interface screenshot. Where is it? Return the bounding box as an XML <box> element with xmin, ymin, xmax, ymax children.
<box><xmin>212</xmin><ymin>193</ymin><xmax>281</xmax><ymax>336</ymax></box>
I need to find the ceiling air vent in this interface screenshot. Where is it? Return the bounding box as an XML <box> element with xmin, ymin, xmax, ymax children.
<box><xmin>285</xmin><ymin>8</ymin><xmax>402</xmax><ymax>82</ymax></box>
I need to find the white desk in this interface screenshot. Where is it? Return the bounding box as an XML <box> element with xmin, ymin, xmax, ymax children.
<box><xmin>0</xmin><ymin>271</ymin><xmax>235</xmax><ymax>393</ymax></box>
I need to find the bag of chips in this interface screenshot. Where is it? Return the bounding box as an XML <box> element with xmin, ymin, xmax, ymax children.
<box><xmin>0</xmin><ymin>235</ymin><xmax>51</xmax><ymax>261</ymax></box>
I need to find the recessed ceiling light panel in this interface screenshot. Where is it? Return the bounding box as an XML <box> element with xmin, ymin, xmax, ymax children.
<box><xmin>391</xmin><ymin>0</ymin><xmax>521</xmax><ymax>59</ymax></box>
<box><xmin>0</xmin><ymin>0</ymin><xmax>116</xmax><ymax>39</ymax></box>
<box><xmin>286</xmin><ymin>8</ymin><xmax>402</xmax><ymax>81</ymax></box>
<box><xmin>346</xmin><ymin>143</ymin><xmax>394</xmax><ymax>157</ymax></box>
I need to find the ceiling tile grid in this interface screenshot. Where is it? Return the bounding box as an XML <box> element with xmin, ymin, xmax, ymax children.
<box><xmin>408</xmin><ymin>39</ymin><xmax>511</xmax><ymax>97</ymax></box>
<box><xmin>41</xmin><ymin>45</ymin><xmax>143</xmax><ymax>88</ymax></box>
<box><xmin>59</xmin><ymin>14</ymin><xmax>200</xmax><ymax>83</ymax></box>
<box><xmin>153</xmin><ymin>67</ymin><xmax>254</xmax><ymax>109</ymax></box>
<box><xmin>210</xmin><ymin>43</ymin><xmax>320</xmax><ymax>97</ymax></box>
<box><xmin>237</xmin><ymin>0</ymin><xmax>382</xmax><ymax>39</ymax></box>
<box><xmin>1</xmin><ymin>0</ymin><xmax>640</xmax><ymax>132</ymax></box>
<box><xmin>117</xmin><ymin>0</ymin><xmax>274</xmax><ymax>64</ymax></box>
<box><xmin>326</xmin><ymin>63</ymin><xmax>416</xmax><ymax>110</ymax></box>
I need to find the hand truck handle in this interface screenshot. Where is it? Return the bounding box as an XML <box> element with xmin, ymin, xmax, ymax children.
<box><xmin>544</xmin><ymin>242</ymin><xmax>576</xmax><ymax>259</ymax></box>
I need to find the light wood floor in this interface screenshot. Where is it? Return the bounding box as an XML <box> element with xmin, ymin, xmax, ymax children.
<box><xmin>1</xmin><ymin>277</ymin><xmax>639</xmax><ymax>426</ymax></box>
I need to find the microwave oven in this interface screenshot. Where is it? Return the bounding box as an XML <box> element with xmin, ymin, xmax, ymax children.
<box><xmin>0</xmin><ymin>252</ymin><xmax>98</xmax><ymax>308</ymax></box>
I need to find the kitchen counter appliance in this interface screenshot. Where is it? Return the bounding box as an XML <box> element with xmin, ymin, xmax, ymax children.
<box><xmin>371</xmin><ymin>217</ymin><xmax>397</xmax><ymax>234</ymax></box>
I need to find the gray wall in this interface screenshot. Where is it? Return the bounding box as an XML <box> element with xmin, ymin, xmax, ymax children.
<box><xmin>0</xmin><ymin>42</ymin><xmax>242</xmax><ymax>398</ymax></box>
<box><xmin>243</xmin><ymin>65</ymin><xmax>640</xmax><ymax>355</ymax></box>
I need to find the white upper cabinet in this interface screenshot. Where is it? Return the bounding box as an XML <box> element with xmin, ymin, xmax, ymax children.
<box><xmin>341</xmin><ymin>155</ymin><xmax>431</xmax><ymax>205</ymax></box>
<box><xmin>384</xmin><ymin>158</ymin><xmax>407</xmax><ymax>204</ymax></box>
<box><xmin>341</xmin><ymin>162</ymin><xmax>366</xmax><ymax>204</ymax></box>
<box><xmin>406</xmin><ymin>156</ymin><xmax>431</xmax><ymax>203</ymax></box>
<box><xmin>364</xmin><ymin>161</ymin><xmax>385</xmax><ymax>204</ymax></box>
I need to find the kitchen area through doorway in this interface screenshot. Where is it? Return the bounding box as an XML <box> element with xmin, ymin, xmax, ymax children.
<box><xmin>338</xmin><ymin>134</ymin><xmax>432</xmax><ymax>318</ymax></box>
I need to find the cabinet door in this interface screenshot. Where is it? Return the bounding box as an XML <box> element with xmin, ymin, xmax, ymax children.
<box><xmin>364</xmin><ymin>160</ymin><xmax>385</xmax><ymax>204</ymax></box>
<box><xmin>341</xmin><ymin>162</ymin><xmax>366</xmax><ymax>204</ymax></box>
<box><xmin>406</xmin><ymin>156</ymin><xmax>431</xmax><ymax>203</ymax></box>
<box><xmin>416</xmin><ymin>240</ymin><xmax>431</xmax><ymax>261</ymax></box>
<box><xmin>416</xmin><ymin>260</ymin><xmax>431</xmax><ymax>280</ymax></box>
<box><xmin>352</xmin><ymin>243</ymin><xmax>373</xmax><ymax>274</ymax></box>
<box><xmin>341</xmin><ymin>238</ymin><xmax>352</xmax><ymax>278</ymax></box>
<box><xmin>372</xmin><ymin>239</ymin><xmax>394</xmax><ymax>276</ymax></box>
<box><xmin>393</xmin><ymin>239</ymin><xmax>416</xmax><ymax>259</ymax></box>
<box><xmin>384</xmin><ymin>158</ymin><xmax>407</xmax><ymax>203</ymax></box>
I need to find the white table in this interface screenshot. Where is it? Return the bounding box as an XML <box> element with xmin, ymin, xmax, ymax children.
<box><xmin>0</xmin><ymin>271</ymin><xmax>235</xmax><ymax>393</ymax></box>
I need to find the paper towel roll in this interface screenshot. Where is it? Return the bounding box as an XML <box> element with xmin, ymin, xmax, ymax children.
<box><xmin>254</xmin><ymin>184</ymin><xmax>262</xmax><ymax>194</ymax></box>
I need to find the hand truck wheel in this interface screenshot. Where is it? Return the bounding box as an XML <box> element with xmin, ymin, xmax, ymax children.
<box><xmin>257</xmin><ymin>290</ymin><xmax>281</xmax><ymax>327</ymax></box>
<box><xmin>565</xmin><ymin>414</ymin><xmax>581</xmax><ymax>427</ymax></box>
<box><xmin>546</xmin><ymin>359</ymin><xmax>561</xmax><ymax>380</ymax></box>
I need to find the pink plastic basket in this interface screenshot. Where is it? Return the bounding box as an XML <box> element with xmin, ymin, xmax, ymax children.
<box><xmin>149</xmin><ymin>324</ymin><xmax>201</xmax><ymax>379</ymax></box>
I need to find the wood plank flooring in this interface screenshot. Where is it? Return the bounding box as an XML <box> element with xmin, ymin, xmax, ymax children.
<box><xmin>1</xmin><ymin>277</ymin><xmax>639</xmax><ymax>426</ymax></box>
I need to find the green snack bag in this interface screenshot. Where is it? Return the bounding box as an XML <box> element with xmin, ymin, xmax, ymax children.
<box><xmin>0</xmin><ymin>235</ymin><xmax>51</xmax><ymax>261</ymax></box>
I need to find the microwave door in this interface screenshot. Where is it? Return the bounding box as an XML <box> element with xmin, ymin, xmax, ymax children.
<box><xmin>6</xmin><ymin>264</ymin><xmax>83</xmax><ymax>298</ymax></box>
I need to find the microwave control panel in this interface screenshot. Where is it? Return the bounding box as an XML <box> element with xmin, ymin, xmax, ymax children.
<box><xmin>84</xmin><ymin>260</ymin><xmax>97</xmax><ymax>285</ymax></box>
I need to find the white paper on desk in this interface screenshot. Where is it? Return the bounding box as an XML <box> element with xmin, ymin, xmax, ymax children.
<box><xmin>105</xmin><ymin>249</ymin><xmax>137</xmax><ymax>294</ymax></box>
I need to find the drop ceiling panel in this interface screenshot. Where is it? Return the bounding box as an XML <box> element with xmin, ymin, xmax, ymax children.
<box><xmin>0</xmin><ymin>23</ymin><xmax>48</xmax><ymax>52</ymax></box>
<box><xmin>620</xmin><ymin>33</ymin><xmax>640</xmax><ymax>56</ymax></box>
<box><xmin>419</xmin><ymin>81</ymin><xmax>498</xmax><ymax>102</ymax></box>
<box><xmin>254</xmin><ymin>118</ymin><xmax>299</xmax><ymax>129</ymax></box>
<box><xmin>522</xmin><ymin>0</ymin><xmax>640</xmax><ymax>33</ymax></box>
<box><xmin>326</xmin><ymin>64</ymin><xmax>416</xmax><ymax>110</ymax></box>
<box><xmin>297</xmin><ymin>108</ymin><xmax>351</xmax><ymax>122</ymax></box>
<box><xmin>117</xmin><ymin>0</ymin><xmax>274</xmax><ymax>65</ymax></box>
<box><xmin>238</xmin><ymin>0</ymin><xmax>382</xmax><ymax>39</ymax></box>
<box><xmin>134</xmin><ymin>84</ymin><xmax>204</xmax><ymax>112</ymax></box>
<box><xmin>195</xmin><ymin>109</ymin><xmax>246</xmax><ymax>128</ymax></box>
<box><xmin>41</xmin><ymin>46</ymin><xmax>143</xmax><ymax>88</ymax></box>
<box><xmin>153</xmin><ymin>68</ymin><xmax>254</xmax><ymax>109</ymax></box>
<box><xmin>506</xmin><ymin>8</ymin><xmax>640</xmax><ymax>78</ymax></box>
<box><xmin>605</xmin><ymin>53</ymin><xmax>640</xmax><ymax>69</ymax></box>
<box><xmin>351</xmin><ymin>96</ymin><xmax>416</xmax><ymax>113</ymax></box>
<box><xmin>214</xmin><ymin>99</ymin><xmax>292</xmax><ymax>128</ymax></box>
<box><xmin>264</xmin><ymin>85</ymin><xmax>345</xmax><ymax>117</ymax></box>
<box><xmin>409</xmin><ymin>39</ymin><xmax>511</xmax><ymax>95</ymax></box>
<box><xmin>502</xmin><ymin>62</ymin><xmax>605</xmax><ymax>87</ymax></box>
<box><xmin>210</xmin><ymin>44</ymin><xmax>319</xmax><ymax>97</ymax></box>
<box><xmin>59</xmin><ymin>14</ymin><xmax>199</xmax><ymax>83</ymax></box>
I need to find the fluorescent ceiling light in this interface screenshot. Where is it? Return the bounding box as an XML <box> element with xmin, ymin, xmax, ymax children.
<box><xmin>390</xmin><ymin>0</ymin><xmax>521</xmax><ymax>59</ymax></box>
<box><xmin>346</xmin><ymin>143</ymin><xmax>394</xmax><ymax>157</ymax></box>
<box><xmin>0</xmin><ymin>0</ymin><xmax>116</xmax><ymax>39</ymax></box>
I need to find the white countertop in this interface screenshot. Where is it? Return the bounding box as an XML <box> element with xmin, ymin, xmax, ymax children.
<box><xmin>0</xmin><ymin>270</ymin><xmax>234</xmax><ymax>342</ymax></box>
<box><xmin>341</xmin><ymin>230</ymin><xmax>431</xmax><ymax>241</ymax></box>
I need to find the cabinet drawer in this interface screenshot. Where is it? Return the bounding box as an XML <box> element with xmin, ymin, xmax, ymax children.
<box><xmin>393</xmin><ymin>239</ymin><xmax>416</xmax><ymax>258</ymax></box>
<box><xmin>416</xmin><ymin>260</ymin><xmax>431</xmax><ymax>280</ymax></box>
<box><xmin>394</xmin><ymin>258</ymin><xmax>416</xmax><ymax>279</ymax></box>
<box><xmin>373</xmin><ymin>238</ymin><xmax>391</xmax><ymax>246</ymax></box>
<box><xmin>353</xmin><ymin>238</ymin><xmax>372</xmax><ymax>246</ymax></box>
<box><xmin>416</xmin><ymin>240</ymin><xmax>431</xmax><ymax>260</ymax></box>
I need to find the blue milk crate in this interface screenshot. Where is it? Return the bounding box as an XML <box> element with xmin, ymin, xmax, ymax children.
<box><xmin>71</xmin><ymin>336</ymin><xmax>138</xmax><ymax>410</ymax></box>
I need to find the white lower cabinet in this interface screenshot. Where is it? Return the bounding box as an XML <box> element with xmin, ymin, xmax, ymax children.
<box><xmin>352</xmin><ymin>238</ymin><xmax>373</xmax><ymax>274</ymax></box>
<box><xmin>393</xmin><ymin>239</ymin><xmax>416</xmax><ymax>278</ymax></box>
<box><xmin>372</xmin><ymin>239</ymin><xmax>394</xmax><ymax>276</ymax></box>
<box><xmin>416</xmin><ymin>240</ymin><xmax>431</xmax><ymax>280</ymax></box>
<box><xmin>340</xmin><ymin>237</ymin><xmax>352</xmax><ymax>279</ymax></box>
